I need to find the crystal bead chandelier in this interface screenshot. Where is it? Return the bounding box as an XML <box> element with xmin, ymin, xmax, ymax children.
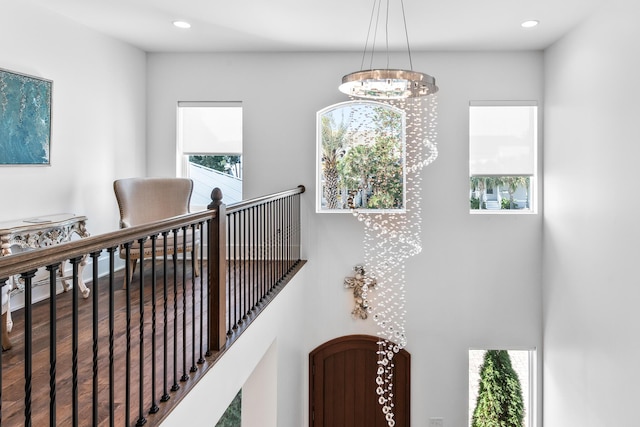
<box><xmin>337</xmin><ymin>3</ymin><xmax>440</xmax><ymax>426</ymax></box>
<box><xmin>339</xmin><ymin>0</ymin><xmax>439</xmax><ymax>100</ymax></box>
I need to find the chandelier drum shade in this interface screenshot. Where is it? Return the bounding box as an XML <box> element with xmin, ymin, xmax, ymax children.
<box><xmin>339</xmin><ymin>0</ymin><xmax>438</xmax><ymax>100</ymax></box>
<box><xmin>340</xmin><ymin>69</ymin><xmax>438</xmax><ymax>99</ymax></box>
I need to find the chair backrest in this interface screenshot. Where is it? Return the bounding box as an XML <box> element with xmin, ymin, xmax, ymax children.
<box><xmin>113</xmin><ymin>177</ymin><xmax>194</xmax><ymax>228</ymax></box>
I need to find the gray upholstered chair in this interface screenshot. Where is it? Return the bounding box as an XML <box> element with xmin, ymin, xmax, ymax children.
<box><xmin>113</xmin><ymin>177</ymin><xmax>200</xmax><ymax>288</ymax></box>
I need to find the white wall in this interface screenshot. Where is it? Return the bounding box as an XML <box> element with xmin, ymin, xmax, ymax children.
<box><xmin>543</xmin><ymin>0</ymin><xmax>640</xmax><ymax>425</ymax></box>
<box><xmin>148</xmin><ymin>50</ymin><xmax>544</xmax><ymax>426</ymax></box>
<box><xmin>0</xmin><ymin>2</ymin><xmax>147</xmax><ymax>235</ymax></box>
<box><xmin>242</xmin><ymin>341</ymin><xmax>278</xmax><ymax>427</ymax></box>
<box><xmin>0</xmin><ymin>2</ymin><xmax>146</xmax><ymax>309</ymax></box>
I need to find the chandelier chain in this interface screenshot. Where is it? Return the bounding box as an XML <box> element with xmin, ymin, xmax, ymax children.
<box><xmin>340</xmin><ymin>0</ymin><xmax>438</xmax><ymax>100</ymax></box>
<box><xmin>385</xmin><ymin>0</ymin><xmax>390</xmax><ymax>69</ymax></box>
<box><xmin>361</xmin><ymin>0</ymin><xmax>379</xmax><ymax>71</ymax></box>
<box><xmin>399</xmin><ymin>0</ymin><xmax>413</xmax><ymax>70</ymax></box>
<box><xmin>361</xmin><ymin>0</ymin><xmax>415</xmax><ymax>71</ymax></box>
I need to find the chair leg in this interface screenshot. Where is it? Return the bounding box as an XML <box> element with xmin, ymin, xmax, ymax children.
<box><xmin>2</xmin><ymin>311</ymin><xmax>12</xmax><ymax>351</ymax></box>
<box><xmin>194</xmin><ymin>245</ymin><xmax>200</xmax><ymax>277</ymax></box>
<box><xmin>122</xmin><ymin>259</ymin><xmax>138</xmax><ymax>289</ymax></box>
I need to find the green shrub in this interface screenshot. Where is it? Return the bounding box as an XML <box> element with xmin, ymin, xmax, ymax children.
<box><xmin>216</xmin><ymin>389</ymin><xmax>242</xmax><ymax>427</ymax></box>
<box><xmin>470</xmin><ymin>197</ymin><xmax>480</xmax><ymax>209</ymax></box>
<box><xmin>472</xmin><ymin>350</ymin><xmax>524</xmax><ymax>427</ymax></box>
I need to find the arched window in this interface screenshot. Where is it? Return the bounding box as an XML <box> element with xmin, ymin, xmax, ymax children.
<box><xmin>316</xmin><ymin>101</ymin><xmax>406</xmax><ymax>213</ymax></box>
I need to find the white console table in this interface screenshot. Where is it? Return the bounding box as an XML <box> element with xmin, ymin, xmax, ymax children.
<box><xmin>0</xmin><ymin>213</ymin><xmax>91</xmax><ymax>349</ymax></box>
<box><xmin>0</xmin><ymin>212</ymin><xmax>91</xmax><ymax>296</ymax></box>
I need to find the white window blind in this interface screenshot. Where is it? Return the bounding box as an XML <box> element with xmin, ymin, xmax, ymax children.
<box><xmin>178</xmin><ymin>102</ymin><xmax>242</xmax><ymax>154</ymax></box>
<box><xmin>469</xmin><ymin>103</ymin><xmax>537</xmax><ymax>176</ymax></box>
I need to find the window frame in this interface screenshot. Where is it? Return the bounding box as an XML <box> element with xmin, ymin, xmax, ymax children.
<box><xmin>469</xmin><ymin>101</ymin><xmax>539</xmax><ymax>215</ymax></box>
<box><xmin>176</xmin><ymin>101</ymin><xmax>243</xmax><ymax>208</ymax></box>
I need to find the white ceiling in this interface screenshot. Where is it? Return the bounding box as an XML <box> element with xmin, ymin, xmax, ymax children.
<box><xmin>29</xmin><ymin>0</ymin><xmax>604</xmax><ymax>52</ymax></box>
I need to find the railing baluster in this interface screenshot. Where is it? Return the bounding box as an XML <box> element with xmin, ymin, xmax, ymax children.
<box><xmin>0</xmin><ymin>277</ymin><xmax>5</xmax><ymax>425</ymax></box>
<box><xmin>298</xmin><ymin>191</ymin><xmax>302</xmax><ymax>259</ymax></box>
<box><xmin>181</xmin><ymin>226</ymin><xmax>189</xmax><ymax>383</ymax></box>
<box><xmin>161</xmin><ymin>231</ymin><xmax>171</xmax><ymax>402</ymax></box>
<box><xmin>242</xmin><ymin>209</ymin><xmax>248</xmax><ymax>319</ymax></box>
<box><xmin>261</xmin><ymin>203</ymin><xmax>266</xmax><ymax>300</ymax></box>
<box><xmin>288</xmin><ymin>195</ymin><xmax>293</xmax><ymax>271</ymax></box>
<box><xmin>264</xmin><ymin>202</ymin><xmax>268</xmax><ymax>294</ymax></box>
<box><xmin>22</xmin><ymin>269</ymin><xmax>37</xmax><ymax>427</ymax></box>
<box><xmin>107</xmin><ymin>247</ymin><xmax>116</xmax><ymax>427</ymax></box>
<box><xmin>171</xmin><ymin>229</ymin><xmax>180</xmax><ymax>392</ymax></box>
<box><xmin>124</xmin><ymin>242</ymin><xmax>133</xmax><ymax>427</ymax></box>
<box><xmin>279</xmin><ymin>197</ymin><xmax>284</xmax><ymax>283</ymax></box>
<box><xmin>160</xmin><ymin>231</ymin><xmax>171</xmax><ymax>402</ymax></box>
<box><xmin>198</xmin><ymin>222</ymin><xmax>206</xmax><ymax>364</ymax></box>
<box><xmin>204</xmin><ymin>220</ymin><xmax>212</xmax><ymax>357</ymax></box>
<box><xmin>191</xmin><ymin>225</ymin><xmax>197</xmax><ymax>373</ymax></box>
<box><xmin>264</xmin><ymin>203</ymin><xmax>269</xmax><ymax>295</ymax></box>
<box><xmin>137</xmin><ymin>237</ymin><xmax>147</xmax><ymax>426</ymax></box>
<box><xmin>234</xmin><ymin>212</ymin><xmax>239</xmax><ymax>327</ymax></box>
<box><xmin>70</xmin><ymin>256</ymin><xmax>82</xmax><ymax>427</ymax></box>
<box><xmin>91</xmin><ymin>251</ymin><xmax>101</xmax><ymax>426</ymax></box>
<box><xmin>272</xmin><ymin>201</ymin><xmax>276</xmax><ymax>290</ymax></box>
<box><xmin>282</xmin><ymin>197</ymin><xmax>287</xmax><ymax>273</ymax></box>
<box><xmin>279</xmin><ymin>199</ymin><xmax>283</xmax><ymax>283</ymax></box>
<box><xmin>289</xmin><ymin>195</ymin><xmax>293</xmax><ymax>269</ymax></box>
<box><xmin>277</xmin><ymin>198</ymin><xmax>281</xmax><ymax>284</ymax></box>
<box><xmin>236</xmin><ymin>211</ymin><xmax>240</xmax><ymax>321</ymax></box>
<box><xmin>253</xmin><ymin>207</ymin><xmax>257</xmax><ymax>308</ymax></box>
<box><xmin>286</xmin><ymin>196</ymin><xmax>290</xmax><ymax>271</ymax></box>
<box><xmin>269</xmin><ymin>201</ymin><xmax>274</xmax><ymax>292</ymax></box>
<box><xmin>150</xmin><ymin>235</ymin><xmax>160</xmax><ymax>414</ymax></box>
<box><xmin>247</xmin><ymin>209</ymin><xmax>251</xmax><ymax>314</ymax></box>
<box><xmin>46</xmin><ymin>264</ymin><xmax>59</xmax><ymax>427</ymax></box>
<box><xmin>227</xmin><ymin>216</ymin><xmax>232</xmax><ymax>335</ymax></box>
<box><xmin>240</xmin><ymin>210</ymin><xmax>245</xmax><ymax>318</ymax></box>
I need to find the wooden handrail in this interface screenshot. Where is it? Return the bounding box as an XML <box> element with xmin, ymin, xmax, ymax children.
<box><xmin>226</xmin><ymin>185</ymin><xmax>305</xmax><ymax>213</ymax></box>
<box><xmin>0</xmin><ymin>209</ymin><xmax>217</xmax><ymax>279</ymax></box>
<box><xmin>0</xmin><ymin>185</ymin><xmax>306</xmax><ymax>279</ymax></box>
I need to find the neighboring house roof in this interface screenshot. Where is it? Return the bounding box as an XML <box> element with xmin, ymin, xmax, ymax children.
<box><xmin>189</xmin><ymin>163</ymin><xmax>242</xmax><ymax>208</ymax></box>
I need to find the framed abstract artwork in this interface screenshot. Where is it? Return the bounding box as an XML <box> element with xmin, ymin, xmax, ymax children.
<box><xmin>0</xmin><ymin>68</ymin><xmax>52</xmax><ymax>165</ymax></box>
<box><xmin>316</xmin><ymin>100</ymin><xmax>406</xmax><ymax>213</ymax></box>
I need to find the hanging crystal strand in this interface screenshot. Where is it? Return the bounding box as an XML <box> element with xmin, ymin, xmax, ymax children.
<box><xmin>356</xmin><ymin>95</ymin><xmax>437</xmax><ymax>427</ymax></box>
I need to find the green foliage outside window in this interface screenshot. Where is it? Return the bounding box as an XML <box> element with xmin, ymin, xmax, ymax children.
<box><xmin>472</xmin><ymin>350</ymin><xmax>525</xmax><ymax>427</ymax></box>
<box><xmin>190</xmin><ymin>155</ymin><xmax>242</xmax><ymax>178</ymax></box>
<box><xmin>469</xmin><ymin>176</ymin><xmax>530</xmax><ymax>210</ymax></box>
<box><xmin>470</xmin><ymin>196</ymin><xmax>480</xmax><ymax>209</ymax></box>
<box><xmin>322</xmin><ymin>104</ymin><xmax>404</xmax><ymax>210</ymax></box>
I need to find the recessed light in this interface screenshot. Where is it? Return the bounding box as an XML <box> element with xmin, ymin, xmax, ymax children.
<box><xmin>173</xmin><ymin>21</ymin><xmax>191</xmax><ymax>29</ymax></box>
<box><xmin>521</xmin><ymin>20</ymin><xmax>539</xmax><ymax>28</ymax></box>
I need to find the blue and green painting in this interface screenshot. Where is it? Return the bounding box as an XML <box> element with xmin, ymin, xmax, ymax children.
<box><xmin>0</xmin><ymin>69</ymin><xmax>51</xmax><ymax>165</ymax></box>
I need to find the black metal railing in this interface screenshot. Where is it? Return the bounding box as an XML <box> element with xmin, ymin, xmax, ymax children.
<box><xmin>0</xmin><ymin>185</ymin><xmax>305</xmax><ymax>426</ymax></box>
<box><xmin>224</xmin><ymin>187</ymin><xmax>302</xmax><ymax>336</ymax></box>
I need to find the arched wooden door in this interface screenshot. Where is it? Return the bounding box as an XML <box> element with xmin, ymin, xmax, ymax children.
<box><xmin>309</xmin><ymin>334</ymin><xmax>410</xmax><ymax>427</ymax></box>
